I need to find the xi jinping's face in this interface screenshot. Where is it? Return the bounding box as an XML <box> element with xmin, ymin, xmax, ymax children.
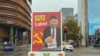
<box><xmin>50</xmin><ymin>18</ymin><xmax>58</xmax><ymax>28</ymax></box>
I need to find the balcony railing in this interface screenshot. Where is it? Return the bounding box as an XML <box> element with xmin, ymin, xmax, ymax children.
<box><xmin>0</xmin><ymin>2</ymin><xmax>31</xmax><ymax>19</ymax></box>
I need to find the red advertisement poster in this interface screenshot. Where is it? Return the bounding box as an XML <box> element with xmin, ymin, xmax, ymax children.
<box><xmin>32</xmin><ymin>12</ymin><xmax>61</xmax><ymax>51</ymax></box>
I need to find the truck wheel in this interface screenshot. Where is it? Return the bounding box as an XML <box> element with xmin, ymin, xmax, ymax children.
<box><xmin>70</xmin><ymin>50</ymin><xmax>73</xmax><ymax>52</ymax></box>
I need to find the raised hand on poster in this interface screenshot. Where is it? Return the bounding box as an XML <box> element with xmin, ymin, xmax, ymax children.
<box><xmin>45</xmin><ymin>36</ymin><xmax>53</xmax><ymax>43</ymax></box>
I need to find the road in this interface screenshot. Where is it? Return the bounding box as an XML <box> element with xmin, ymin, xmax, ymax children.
<box><xmin>0</xmin><ymin>44</ymin><xmax>30</xmax><ymax>56</ymax></box>
<box><xmin>65</xmin><ymin>47</ymin><xmax>100</xmax><ymax>56</ymax></box>
<box><xmin>0</xmin><ymin>45</ymin><xmax>100</xmax><ymax>56</ymax></box>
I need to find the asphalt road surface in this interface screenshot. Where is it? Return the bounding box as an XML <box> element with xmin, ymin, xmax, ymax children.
<box><xmin>0</xmin><ymin>44</ymin><xmax>30</xmax><ymax>56</ymax></box>
<box><xmin>0</xmin><ymin>45</ymin><xmax>100</xmax><ymax>56</ymax></box>
<box><xmin>65</xmin><ymin>47</ymin><xmax>100</xmax><ymax>56</ymax></box>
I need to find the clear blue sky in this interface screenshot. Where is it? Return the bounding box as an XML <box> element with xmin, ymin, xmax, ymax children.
<box><xmin>88</xmin><ymin>0</ymin><xmax>100</xmax><ymax>35</ymax></box>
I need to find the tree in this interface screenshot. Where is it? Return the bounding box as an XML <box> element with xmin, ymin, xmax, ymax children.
<box><xmin>63</xmin><ymin>19</ymin><xmax>80</xmax><ymax>41</ymax></box>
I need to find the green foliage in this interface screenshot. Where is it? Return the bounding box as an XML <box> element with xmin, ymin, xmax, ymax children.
<box><xmin>63</xmin><ymin>19</ymin><xmax>80</xmax><ymax>40</ymax></box>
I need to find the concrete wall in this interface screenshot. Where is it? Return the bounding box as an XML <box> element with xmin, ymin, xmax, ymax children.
<box><xmin>78</xmin><ymin>0</ymin><xmax>88</xmax><ymax>46</ymax></box>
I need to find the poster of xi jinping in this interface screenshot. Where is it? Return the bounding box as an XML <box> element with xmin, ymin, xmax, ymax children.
<box><xmin>32</xmin><ymin>12</ymin><xmax>61</xmax><ymax>51</ymax></box>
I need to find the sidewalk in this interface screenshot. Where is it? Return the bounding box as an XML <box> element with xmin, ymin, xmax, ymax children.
<box><xmin>0</xmin><ymin>44</ymin><xmax>31</xmax><ymax>56</ymax></box>
<box><xmin>15</xmin><ymin>44</ymin><xmax>31</xmax><ymax>56</ymax></box>
<box><xmin>15</xmin><ymin>44</ymin><xmax>30</xmax><ymax>49</ymax></box>
<box><xmin>74</xmin><ymin>46</ymin><xmax>100</xmax><ymax>53</ymax></box>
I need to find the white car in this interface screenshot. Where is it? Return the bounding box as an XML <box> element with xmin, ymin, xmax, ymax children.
<box><xmin>62</xmin><ymin>42</ymin><xmax>74</xmax><ymax>51</ymax></box>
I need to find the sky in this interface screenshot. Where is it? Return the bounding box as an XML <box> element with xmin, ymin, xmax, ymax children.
<box><xmin>32</xmin><ymin>0</ymin><xmax>100</xmax><ymax>35</ymax></box>
<box><xmin>88</xmin><ymin>0</ymin><xmax>100</xmax><ymax>35</ymax></box>
<box><xmin>32</xmin><ymin>0</ymin><xmax>78</xmax><ymax>15</ymax></box>
<box><xmin>31</xmin><ymin>0</ymin><xmax>100</xmax><ymax>35</ymax></box>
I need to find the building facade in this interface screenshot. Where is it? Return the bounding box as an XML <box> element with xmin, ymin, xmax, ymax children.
<box><xmin>61</xmin><ymin>8</ymin><xmax>74</xmax><ymax>23</ymax></box>
<box><xmin>78</xmin><ymin>0</ymin><xmax>89</xmax><ymax>46</ymax></box>
<box><xmin>0</xmin><ymin>0</ymin><xmax>31</xmax><ymax>44</ymax></box>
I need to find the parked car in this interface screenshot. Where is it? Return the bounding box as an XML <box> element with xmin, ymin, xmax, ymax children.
<box><xmin>62</xmin><ymin>42</ymin><xmax>74</xmax><ymax>52</ymax></box>
<box><xmin>3</xmin><ymin>43</ymin><xmax>14</xmax><ymax>51</ymax></box>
